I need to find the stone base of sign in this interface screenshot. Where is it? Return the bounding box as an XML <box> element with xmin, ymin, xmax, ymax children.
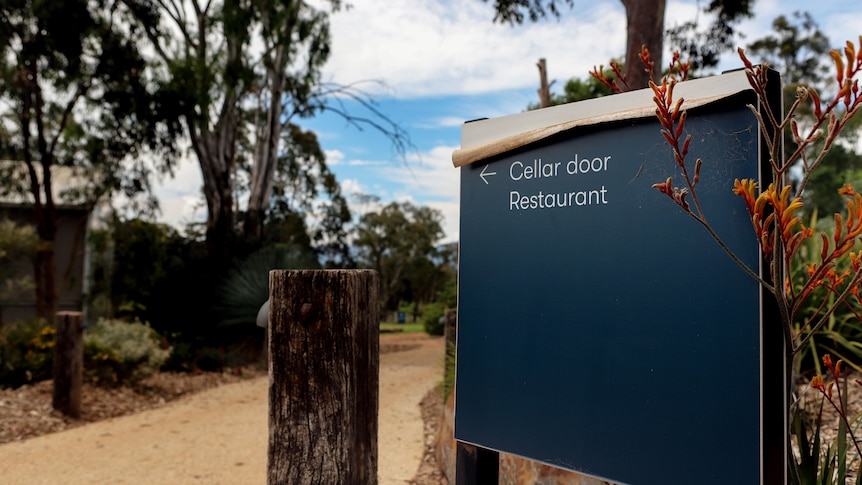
<box><xmin>435</xmin><ymin>391</ymin><xmax>457</xmax><ymax>482</ymax></box>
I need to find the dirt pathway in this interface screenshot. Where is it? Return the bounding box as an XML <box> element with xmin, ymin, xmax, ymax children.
<box><xmin>0</xmin><ymin>332</ymin><xmax>445</xmax><ymax>485</ymax></box>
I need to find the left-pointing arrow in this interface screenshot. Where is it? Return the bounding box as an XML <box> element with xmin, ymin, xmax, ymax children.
<box><xmin>480</xmin><ymin>164</ymin><xmax>497</xmax><ymax>185</ymax></box>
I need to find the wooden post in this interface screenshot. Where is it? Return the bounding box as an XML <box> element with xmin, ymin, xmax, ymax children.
<box><xmin>52</xmin><ymin>311</ymin><xmax>83</xmax><ymax>418</ymax></box>
<box><xmin>267</xmin><ymin>269</ymin><xmax>379</xmax><ymax>485</ymax></box>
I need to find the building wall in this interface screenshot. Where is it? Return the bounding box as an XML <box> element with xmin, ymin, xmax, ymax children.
<box><xmin>0</xmin><ymin>205</ymin><xmax>90</xmax><ymax>325</ymax></box>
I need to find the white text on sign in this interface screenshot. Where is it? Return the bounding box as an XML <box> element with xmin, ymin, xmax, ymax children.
<box><xmin>509</xmin><ymin>155</ymin><xmax>610</xmax><ymax>180</ymax></box>
<box><xmin>508</xmin><ymin>155</ymin><xmax>611</xmax><ymax>211</ymax></box>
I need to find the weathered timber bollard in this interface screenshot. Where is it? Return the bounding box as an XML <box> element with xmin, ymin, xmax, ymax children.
<box><xmin>52</xmin><ymin>311</ymin><xmax>83</xmax><ymax>418</ymax></box>
<box><xmin>267</xmin><ymin>269</ymin><xmax>379</xmax><ymax>485</ymax></box>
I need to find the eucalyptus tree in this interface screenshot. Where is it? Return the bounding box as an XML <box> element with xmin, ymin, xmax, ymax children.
<box><xmin>0</xmin><ymin>0</ymin><xmax>181</xmax><ymax>319</ymax></box>
<box><xmin>353</xmin><ymin>200</ymin><xmax>445</xmax><ymax>313</ymax></box>
<box><xmin>133</xmin><ymin>0</ymin><xmax>407</xmax><ymax>260</ymax></box>
<box><xmin>744</xmin><ymin>12</ymin><xmax>862</xmax><ymax>217</ymax></box>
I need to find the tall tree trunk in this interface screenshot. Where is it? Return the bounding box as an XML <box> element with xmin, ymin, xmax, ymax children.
<box><xmin>246</xmin><ymin>4</ymin><xmax>298</xmax><ymax>243</ymax></box>
<box><xmin>18</xmin><ymin>60</ymin><xmax>60</xmax><ymax>321</ymax></box>
<box><xmin>184</xmin><ymin>10</ymin><xmax>243</xmax><ymax>260</ymax></box>
<box><xmin>621</xmin><ymin>0</ymin><xmax>666</xmax><ymax>90</ymax></box>
<box><xmin>245</xmin><ymin>61</ymin><xmax>283</xmax><ymax>242</ymax></box>
<box><xmin>192</xmin><ymin>131</ymin><xmax>236</xmax><ymax>260</ymax></box>
<box><xmin>33</xmin><ymin>238</ymin><xmax>58</xmax><ymax>320</ymax></box>
<box><xmin>189</xmin><ymin>78</ymin><xmax>240</xmax><ymax>259</ymax></box>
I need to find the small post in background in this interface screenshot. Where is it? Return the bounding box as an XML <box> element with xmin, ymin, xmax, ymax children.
<box><xmin>52</xmin><ymin>311</ymin><xmax>83</xmax><ymax>418</ymax></box>
<box><xmin>537</xmin><ymin>58</ymin><xmax>553</xmax><ymax>108</ymax></box>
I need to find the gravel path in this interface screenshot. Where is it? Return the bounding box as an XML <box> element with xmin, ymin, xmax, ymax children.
<box><xmin>0</xmin><ymin>332</ymin><xmax>445</xmax><ymax>485</ymax></box>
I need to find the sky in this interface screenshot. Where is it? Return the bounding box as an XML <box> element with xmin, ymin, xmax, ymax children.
<box><xmin>152</xmin><ymin>0</ymin><xmax>861</xmax><ymax>245</ymax></box>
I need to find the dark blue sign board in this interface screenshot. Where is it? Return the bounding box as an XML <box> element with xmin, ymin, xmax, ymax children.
<box><xmin>454</xmin><ymin>70</ymin><xmax>784</xmax><ymax>485</ymax></box>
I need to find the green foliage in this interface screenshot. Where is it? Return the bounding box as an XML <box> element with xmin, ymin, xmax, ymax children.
<box><xmin>0</xmin><ymin>217</ymin><xmax>38</xmax><ymax>260</ymax></box>
<box><xmin>746</xmin><ymin>12</ymin><xmax>831</xmax><ymax>87</ymax></box>
<box><xmin>109</xmin><ymin>218</ymin><xmax>176</xmax><ymax>320</ymax></box>
<box><xmin>83</xmin><ymin>318</ymin><xmax>171</xmax><ymax>385</ymax></box>
<box><xmin>0</xmin><ymin>319</ymin><xmax>54</xmax><ymax>389</ymax></box>
<box><xmin>264</xmin><ymin>124</ymin><xmax>355</xmax><ymax>267</ymax></box>
<box><xmin>664</xmin><ymin>1</ymin><xmax>756</xmax><ymax>71</ymax></box>
<box><xmin>131</xmin><ymin>0</ymin><xmax>368</xmax><ymax>259</ymax></box>
<box><xmin>443</xmin><ymin>341</ymin><xmax>456</xmax><ymax>402</ymax></box>
<box><xmin>421</xmin><ymin>302</ymin><xmax>446</xmax><ymax>336</ymax></box>
<box><xmin>793</xmin><ymin>393</ymin><xmax>827</xmax><ymax>484</ymax></box>
<box><xmin>379</xmin><ymin>322</ymin><xmax>425</xmax><ymax>334</ymax></box>
<box><xmin>435</xmin><ymin>278</ymin><xmax>458</xmax><ymax>309</ymax></box>
<box><xmin>790</xmin><ymin>214</ymin><xmax>862</xmax><ymax>377</ymax></box>
<box><xmin>803</xmin><ymin>145</ymin><xmax>862</xmax><ymax>219</ymax></box>
<box><xmin>0</xmin><ymin>0</ymin><xmax>182</xmax><ymax>324</ymax></box>
<box><xmin>0</xmin><ymin>0</ymin><xmax>180</xmax><ymax>209</ymax></box>
<box><xmin>0</xmin><ymin>217</ymin><xmax>38</xmax><ymax>306</ymax></box>
<box><xmin>105</xmin><ymin>218</ymin><xmax>215</xmax><ymax>343</ymax></box>
<box><xmin>353</xmin><ymin>199</ymin><xmax>447</xmax><ymax>312</ymax></box>
<box><xmin>528</xmin><ymin>70</ymin><xmax>615</xmax><ymax>110</ymax></box>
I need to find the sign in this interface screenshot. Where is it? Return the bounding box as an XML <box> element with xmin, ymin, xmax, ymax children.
<box><xmin>454</xmin><ymin>70</ymin><xmax>783</xmax><ymax>485</ymax></box>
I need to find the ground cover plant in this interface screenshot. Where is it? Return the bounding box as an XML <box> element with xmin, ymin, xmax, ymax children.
<box><xmin>591</xmin><ymin>38</ymin><xmax>862</xmax><ymax>483</ymax></box>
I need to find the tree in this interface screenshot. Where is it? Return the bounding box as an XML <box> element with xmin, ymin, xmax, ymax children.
<box><xmin>744</xmin><ymin>12</ymin><xmax>862</xmax><ymax>217</ymax></box>
<box><xmin>352</xmin><ymin>200</ymin><xmax>445</xmax><ymax>313</ymax></box>
<box><xmin>746</xmin><ymin>11</ymin><xmax>831</xmax><ymax>87</ymax></box>
<box><xmin>485</xmin><ymin>0</ymin><xmax>754</xmax><ymax>89</ymax></box>
<box><xmin>109</xmin><ymin>218</ymin><xmax>174</xmax><ymax>319</ymax></box>
<box><xmin>260</xmin><ymin>123</ymin><xmax>353</xmax><ymax>266</ymax></box>
<box><xmin>131</xmin><ymin>0</ymin><xmax>410</xmax><ymax>260</ymax></box>
<box><xmin>129</xmin><ymin>0</ymin><xmax>329</xmax><ymax>258</ymax></box>
<box><xmin>0</xmin><ymin>0</ymin><xmax>180</xmax><ymax>320</ymax></box>
<box><xmin>665</xmin><ymin>0</ymin><xmax>756</xmax><ymax>71</ymax></box>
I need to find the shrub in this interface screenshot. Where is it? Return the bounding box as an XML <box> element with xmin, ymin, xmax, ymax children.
<box><xmin>0</xmin><ymin>318</ymin><xmax>54</xmax><ymax>389</ymax></box>
<box><xmin>84</xmin><ymin>318</ymin><xmax>171</xmax><ymax>385</ymax></box>
<box><xmin>422</xmin><ymin>302</ymin><xmax>446</xmax><ymax>336</ymax></box>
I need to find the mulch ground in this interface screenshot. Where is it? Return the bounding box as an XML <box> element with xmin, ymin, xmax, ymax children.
<box><xmin>0</xmin><ymin>368</ymin><xmax>267</xmax><ymax>445</ymax></box>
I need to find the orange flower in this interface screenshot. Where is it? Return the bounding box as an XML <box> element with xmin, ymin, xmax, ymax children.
<box><xmin>823</xmin><ymin>354</ymin><xmax>834</xmax><ymax>370</ymax></box>
<box><xmin>732</xmin><ymin>179</ymin><xmax>757</xmax><ymax>214</ymax></box>
<box><xmin>811</xmin><ymin>374</ymin><xmax>825</xmax><ymax>393</ymax></box>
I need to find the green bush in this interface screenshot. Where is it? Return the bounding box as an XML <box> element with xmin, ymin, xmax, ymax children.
<box><xmin>0</xmin><ymin>318</ymin><xmax>54</xmax><ymax>389</ymax></box>
<box><xmin>422</xmin><ymin>302</ymin><xmax>446</xmax><ymax>336</ymax></box>
<box><xmin>84</xmin><ymin>318</ymin><xmax>172</xmax><ymax>385</ymax></box>
<box><xmin>790</xmin><ymin>213</ymin><xmax>862</xmax><ymax>376</ymax></box>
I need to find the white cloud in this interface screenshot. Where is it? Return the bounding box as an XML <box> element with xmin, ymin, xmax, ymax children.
<box><xmin>415</xmin><ymin>116</ymin><xmax>468</xmax><ymax>129</ymax></box>
<box><xmin>331</xmin><ymin>143</ymin><xmax>460</xmax><ymax>243</ymax></box>
<box><xmin>375</xmin><ymin>144</ymin><xmax>461</xmax><ymax>243</ymax></box>
<box><xmin>324</xmin><ymin>148</ymin><xmax>345</xmax><ymax>165</ymax></box>
<box><xmin>340</xmin><ymin>178</ymin><xmax>365</xmax><ymax>198</ymax></box>
<box><xmin>322</xmin><ymin>0</ymin><xmax>627</xmax><ymax>98</ymax></box>
<box><xmin>151</xmin><ymin>155</ymin><xmax>206</xmax><ymax>229</ymax></box>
